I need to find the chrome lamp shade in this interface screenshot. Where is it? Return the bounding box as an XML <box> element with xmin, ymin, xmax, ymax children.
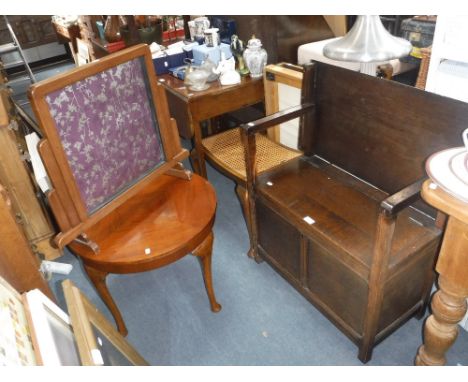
<box><xmin>323</xmin><ymin>15</ymin><xmax>412</xmax><ymax>62</ymax></box>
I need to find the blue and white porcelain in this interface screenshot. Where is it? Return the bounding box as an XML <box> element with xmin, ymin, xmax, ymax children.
<box><xmin>243</xmin><ymin>35</ymin><xmax>267</xmax><ymax>78</ymax></box>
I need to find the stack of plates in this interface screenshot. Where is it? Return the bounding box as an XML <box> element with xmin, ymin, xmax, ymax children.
<box><xmin>426</xmin><ymin>147</ymin><xmax>468</xmax><ymax>203</ymax></box>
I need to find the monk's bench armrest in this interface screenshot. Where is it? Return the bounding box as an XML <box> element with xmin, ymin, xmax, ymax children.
<box><xmin>380</xmin><ymin>178</ymin><xmax>426</xmax><ymax>217</ymax></box>
<box><xmin>241</xmin><ymin>102</ymin><xmax>315</xmax><ymax>135</ymax></box>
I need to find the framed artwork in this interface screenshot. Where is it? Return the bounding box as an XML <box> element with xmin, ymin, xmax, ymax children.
<box><xmin>76</xmin><ymin>38</ymin><xmax>90</xmax><ymax>66</ymax></box>
<box><xmin>62</xmin><ymin>279</ymin><xmax>148</xmax><ymax>366</ymax></box>
<box><xmin>0</xmin><ymin>277</ymin><xmax>36</xmax><ymax>366</ymax></box>
<box><xmin>22</xmin><ymin>288</ymin><xmax>81</xmax><ymax>365</ymax></box>
<box><xmin>40</xmin><ymin>54</ymin><xmax>166</xmax><ymax>214</ymax></box>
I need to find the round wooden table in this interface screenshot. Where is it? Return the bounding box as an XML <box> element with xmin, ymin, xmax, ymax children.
<box><xmin>415</xmin><ymin>180</ymin><xmax>468</xmax><ymax>365</ymax></box>
<box><xmin>69</xmin><ymin>173</ymin><xmax>221</xmax><ymax>336</ymax></box>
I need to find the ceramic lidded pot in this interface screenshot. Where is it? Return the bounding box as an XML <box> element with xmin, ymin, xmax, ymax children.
<box><xmin>243</xmin><ymin>35</ymin><xmax>267</xmax><ymax>78</ymax></box>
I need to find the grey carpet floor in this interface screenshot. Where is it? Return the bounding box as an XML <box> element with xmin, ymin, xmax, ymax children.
<box><xmin>47</xmin><ymin>161</ymin><xmax>468</xmax><ymax>366</ymax></box>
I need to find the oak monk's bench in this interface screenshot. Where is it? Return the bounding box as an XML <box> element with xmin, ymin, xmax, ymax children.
<box><xmin>240</xmin><ymin>61</ymin><xmax>468</xmax><ymax>363</ymax></box>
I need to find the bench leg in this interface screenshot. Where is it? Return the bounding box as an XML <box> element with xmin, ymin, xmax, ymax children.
<box><xmin>417</xmin><ymin>271</ymin><xmax>437</xmax><ymax>320</ymax></box>
<box><xmin>83</xmin><ymin>264</ymin><xmax>128</xmax><ymax>336</ymax></box>
<box><xmin>359</xmin><ymin>212</ymin><xmax>397</xmax><ymax>363</ymax></box>
<box><xmin>192</xmin><ymin>231</ymin><xmax>222</xmax><ymax>313</ymax></box>
<box><xmin>358</xmin><ymin>321</ymin><xmax>377</xmax><ymax>363</ymax></box>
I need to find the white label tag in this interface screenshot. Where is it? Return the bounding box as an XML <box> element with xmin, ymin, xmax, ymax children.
<box><xmin>91</xmin><ymin>348</ymin><xmax>104</xmax><ymax>365</ymax></box>
<box><xmin>303</xmin><ymin>216</ymin><xmax>315</xmax><ymax>225</ymax></box>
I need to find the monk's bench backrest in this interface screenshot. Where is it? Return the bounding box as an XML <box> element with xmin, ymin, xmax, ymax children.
<box><xmin>302</xmin><ymin>62</ymin><xmax>468</xmax><ymax>197</ymax></box>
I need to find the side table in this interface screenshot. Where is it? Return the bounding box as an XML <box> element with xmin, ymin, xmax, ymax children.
<box><xmin>415</xmin><ymin>180</ymin><xmax>468</xmax><ymax>365</ymax></box>
<box><xmin>157</xmin><ymin>74</ymin><xmax>264</xmax><ymax>178</ymax></box>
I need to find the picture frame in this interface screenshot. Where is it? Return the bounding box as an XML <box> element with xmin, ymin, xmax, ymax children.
<box><xmin>62</xmin><ymin>279</ymin><xmax>148</xmax><ymax>366</ymax></box>
<box><xmin>76</xmin><ymin>38</ymin><xmax>90</xmax><ymax>66</ymax></box>
<box><xmin>22</xmin><ymin>288</ymin><xmax>81</xmax><ymax>365</ymax></box>
<box><xmin>0</xmin><ymin>276</ymin><xmax>36</xmax><ymax>366</ymax></box>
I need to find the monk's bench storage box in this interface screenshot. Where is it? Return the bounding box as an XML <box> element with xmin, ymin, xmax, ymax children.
<box><xmin>241</xmin><ymin>61</ymin><xmax>468</xmax><ymax>362</ymax></box>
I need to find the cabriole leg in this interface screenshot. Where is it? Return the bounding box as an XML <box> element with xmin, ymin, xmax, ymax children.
<box><xmin>83</xmin><ymin>264</ymin><xmax>128</xmax><ymax>336</ymax></box>
<box><xmin>192</xmin><ymin>231</ymin><xmax>222</xmax><ymax>312</ymax></box>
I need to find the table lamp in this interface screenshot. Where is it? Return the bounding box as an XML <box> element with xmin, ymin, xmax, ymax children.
<box><xmin>323</xmin><ymin>15</ymin><xmax>412</xmax><ymax>75</ymax></box>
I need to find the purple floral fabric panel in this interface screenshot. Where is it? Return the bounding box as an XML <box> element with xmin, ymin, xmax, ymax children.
<box><xmin>45</xmin><ymin>58</ymin><xmax>165</xmax><ymax>213</ymax></box>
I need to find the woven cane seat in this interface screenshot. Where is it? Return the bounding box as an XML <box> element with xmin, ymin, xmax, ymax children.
<box><xmin>202</xmin><ymin>127</ymin><xmax>302</xmax><ymax>182</ymax></box>
<box><xmin>415</xmin><ymin>46</ymin><xmax>432</xmax><ymax>90</ymax></box>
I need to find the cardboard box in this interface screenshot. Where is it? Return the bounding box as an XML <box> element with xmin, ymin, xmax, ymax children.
<box><xmin>192</xmin><ymin>43</ymin><xmax>232</xmax><ymax>66</ymax></box>
<box><xmin>152</xmin><ymin>50</ymin><xmax>193</xmax><ymax>75</ymax></box>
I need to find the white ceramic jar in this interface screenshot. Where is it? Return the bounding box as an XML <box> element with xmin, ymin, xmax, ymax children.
<box><xmin>243</xmin><ymin>35</ymin><xmax>267</xmax><ymax>78</ymax></box>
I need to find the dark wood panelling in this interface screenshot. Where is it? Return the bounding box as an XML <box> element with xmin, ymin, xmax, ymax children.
<box><xmin>229</xmin><ymin>16</ymin><xmax>334</xmax><ymax>64</ymax></box>
<box><xmin>313</xmin><ymin>63</ymin><xmax>468</xmax><ymax>195</ymax></box>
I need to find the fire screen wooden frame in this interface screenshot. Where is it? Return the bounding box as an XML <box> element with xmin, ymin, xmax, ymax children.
<box><xmin>29</xmin><ymin>44</ymin><xmax>189</xmax><ymax>249</ymax></box>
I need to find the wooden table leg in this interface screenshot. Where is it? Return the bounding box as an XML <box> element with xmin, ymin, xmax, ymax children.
<box><xmin>190</xmin><ymin>148</ymin><xmax>202</xmax><ymax>176</ymax></box>
<box><xmin>190</xmin><ymin>115</ymin><xmax>208</xmax><ymax>179</ymax></box>
<box><xmin>415</xmin><ymin>213</ymin><xmax>468</xmax><ymax>366</ymax></box>
<box><xmin>415</xmin><ymin>276</ymin><xmax>468</xmax><ymax>365</ymax></box>
<box><xmin>83</xmin><ymin>264</ymin><xmax>128</xmax><ymax>336</ymax></box>
<box><xmin>192</xmin><ymin>231</ymin><xmax>221</xmax><ymax>312</ymax></box>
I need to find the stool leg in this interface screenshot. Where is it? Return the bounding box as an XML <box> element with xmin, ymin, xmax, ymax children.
<box><xmin>83</xmin><ymin>264</ymin><xmax>128</xmax><ymax>336</ymax></box>
<box><xmin>235</xmin><ymin>184</ymin><xmax>262</xmax><ymax>263</ymax></box>
<box><xmin>190</xmin><ymin>112</ymin><xmax>208</xmax><ymax>180</ymax></box>
<box><xmin>192</xmin><ymin>231</ymin><xmax>221</xmax><ymax>312</ymax></box>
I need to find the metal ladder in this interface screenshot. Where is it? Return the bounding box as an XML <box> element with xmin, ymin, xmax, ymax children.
<box><xmin>0</xmin><ymin>15</ymin><xmax>36</xmax><ymax>83</ymax></box>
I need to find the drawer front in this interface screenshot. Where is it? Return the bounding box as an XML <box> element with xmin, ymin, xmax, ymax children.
<box><xmin>306</xmin><ymin>239</ymin><xmax>368</xmax><ymax>336</ymax></box>
<box><xmin>256</xmin><ymin>199</ymin><xmax>301</xmax><ymax>280</ymax></box>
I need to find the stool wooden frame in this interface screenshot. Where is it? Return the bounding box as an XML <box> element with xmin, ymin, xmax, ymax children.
<box><xmin>29</xmin><ymin>44</ymin><xmax>221</xmax><ymax>335</ymax></box>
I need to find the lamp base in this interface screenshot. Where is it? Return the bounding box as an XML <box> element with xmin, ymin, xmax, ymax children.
<box><xmin>360</xmin><ymin>62</ymin><xmax>378</xmax><ymax>76</ymax></box>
